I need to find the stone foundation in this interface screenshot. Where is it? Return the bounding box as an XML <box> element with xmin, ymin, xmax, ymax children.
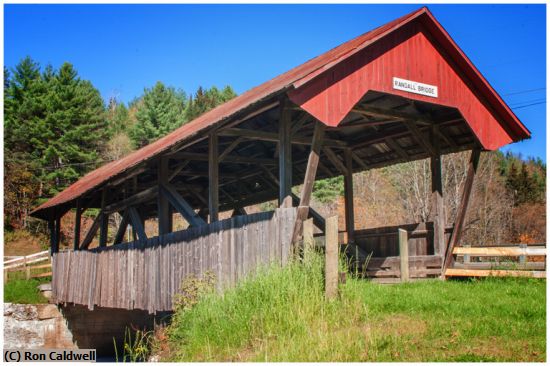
<box><xmin>4</xmin><ymin>303</ymin><xmax>76</xmax><ymax>349</ymax></box>
<box><xmin>4</xmin><ymin>303</ymin><xmax>171</xmax><ymax>357</ymax></box>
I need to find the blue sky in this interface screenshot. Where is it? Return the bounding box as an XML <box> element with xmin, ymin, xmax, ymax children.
<box><xmin>4</xmin><ymin>4</ymin><xmax>546</xmax><ymax>161</ymax></box>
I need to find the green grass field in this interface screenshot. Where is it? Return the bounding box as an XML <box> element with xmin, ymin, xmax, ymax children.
<box><xmin>4</xmin><ymin>277</ymin><xmax>51</xmax><ymax>304</ymax></box>
<box><xmin>163</xmin><ymin>254</ymin><xmax>546</xmax><ymax>362</ymax></box>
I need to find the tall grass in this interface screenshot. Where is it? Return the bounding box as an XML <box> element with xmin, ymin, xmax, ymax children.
<box><xmin>164</xmin><ymin>253</ymin><xmax>546</xmax><ymax>362</ymax></box>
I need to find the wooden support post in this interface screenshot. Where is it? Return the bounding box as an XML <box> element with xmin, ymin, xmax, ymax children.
<box><xmin>302</xmin><ymin>218</ymin><xmax>314</xmax><ymax>259</ymax></box>
<box><xmin>158</xmin><ymin>157</ymin><xmax>172</xmax><ymax>235</ymax></box>
<box><xmin>463</xmin><ymin>244</ymin><xmax>471</xmax><ymax>264</ymax></box>
<box><xmin>74</xmin><ymin>199</ymin><xmax>82</xmax><ymax>250</ymax></box>
<box><xmin>232</xmin><ymin>207</ymin><xmax>247</xmax><ymax>217</ymax></box>
<box><xmin>325</xmin><ymin>215</ymin><xmax>339</xmax><ymax>299</ymax></box>
<box><xmin>48</xmin><ymin>215</ymin><xmax>61</xmax><ymax>255</ymax></box>
<box><xmin>99</xmin><ymin>189</ymin><xmax>108</xmax><ymax>247</ymax></box>
<box><xmin>344</xmin><ymin>149</ymin><xmax>355</xmax><ymax>244</ymax></box>
<box><xmin>398</xmin><ymin>228</ymin><xmax>409</xmax><ymax>282</ymax></box>
<box><xmin>291</xmin><ymin>121</ymin><xmax>325</xmax><ymax>244</ymax></box>
<box><xmin>431</xmin><ymin>125</ymin><xmax>445</xmax><ymax>257</ymax></box>
<box><xmin>278</xmin><ymin>99</ymin><xmax>292</xmax><ymax>208</ymax></box>
<box><xmin>519</xmin><ymin>244</ymin><xmax>527</xmax><ymax>265</ymax></box>
<box><xmin>209</xmin><ymin>133</ymin><xmax>219</xmax><ymax>222</ymax></box>
<box><xmin>26</xmin><ymin>259</ymin><xmax>31</xmax><ymax>280</ymax></box>
<box><xmin>49</xmin><ymin>220</ymin><xmax>56</xmax><ymax>255</ymax></box>
<box><xmin>443</xmin><ymin>148</ymin><xmax>481</xmax><ymax>275</ymax></box>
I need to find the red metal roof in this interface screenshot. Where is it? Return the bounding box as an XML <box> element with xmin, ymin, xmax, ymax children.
<box><xmin>31</xmin><ymin>7</ymin><xmax>530</xmax><ymax>220</ymax></box>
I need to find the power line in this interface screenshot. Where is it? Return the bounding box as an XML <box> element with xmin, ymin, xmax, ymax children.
<box><xmin>503</xmin><ymin>87</ymin><xmax>546</xmax><ymax>96</ymax></box>
<box><xmin>509</xmin><ymin>98</ymin><xmax>546</xmax><ymax>107</ymax></box>
<box><xmin>511</xmin><ymin>101</ymin><xmax>546</xmax><ymax>110</ymax></box>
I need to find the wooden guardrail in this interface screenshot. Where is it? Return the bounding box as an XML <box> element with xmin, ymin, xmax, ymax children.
<box><xmin>4</xmin><ymin>250</ymin><xmax>51</xmax><ymax>282</ymax></box>
<box><xmin>52</xmin><ymin>208</ymin><xmax>297</xmax><ymax>313</ymax></box>
<box><xmin>445</xmin><ymin>244</ymin><xmax>546</xmax><ymax>279</ymax></box>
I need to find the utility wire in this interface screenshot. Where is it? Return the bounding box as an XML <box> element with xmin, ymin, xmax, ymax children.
<box><xmin>511</xmin><ymin>101</ymin><xmax>546</xmax><ymax>110</ymax></box>
<box><xmin>509</xmin><ymin>98</ymin><xmax>546</xmax><ymax>107</ymax></box>
<box><xmin>503</xmin><ymin>87</ymin><xmax>546</xmax><ymax>96</ymax></box>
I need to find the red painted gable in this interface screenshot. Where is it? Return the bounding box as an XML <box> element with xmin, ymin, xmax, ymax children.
<box><xmin>288</xmin><ymin>11</ymin><xmax>529</xmax><ymax>151</ymax></box>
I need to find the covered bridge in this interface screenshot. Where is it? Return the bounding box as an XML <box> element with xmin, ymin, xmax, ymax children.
<box><xmin>31</xmin><ymin>7</ymin><xmax>529</xmax><ymax>313</ymax></box>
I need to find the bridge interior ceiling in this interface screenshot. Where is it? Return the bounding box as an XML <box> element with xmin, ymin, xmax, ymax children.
<box><xmin>81</xmin><ymin>90</ymin><xmax>479</xmax><ymax>219</ymax></box>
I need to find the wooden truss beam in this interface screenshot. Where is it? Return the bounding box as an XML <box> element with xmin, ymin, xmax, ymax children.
<box><xmin>279</xmin><ymin>99</ymin><xmax>292</xmax><ymax>207</ymax></box>
<box><xmin>323</xmin><ymin>147</ymin><xmax>347</xmax><ymax>175</ymax></box>
<box><xmin>169</xmin><ymin>151</ymin><xmax>276</xmax><ymax>166</ymax></box>
<box><xmin>113</xmin><ymin>210</ymin><xmax>130</xmax><ymax>245</ymax></box>
<box><xmin>158</xmin><ymin>157</ymin><xmax>172</xmax><ymax>235</ymax></box>
<box><xmin>443</xmin><ymin>148</ymin><xmax>481</xmax><ymax>275</ymax></box>
<box><xmin>73</xmin><ymin>199</ymin><xmax>82</xmax><ymax>250</ymax></box>
<box><xmin>128</xmin><ymin>206</ymin><xmax>147</xmax><ymax>242</ymax></box>
<box><xmin>80</xmin><ymin>211</ymin><xmax>102</xmax><ymax>250</ymax></box>
<box><xmin>99</xmin><ymin>189</ymin><xmax>109</xmax><ymax>248</ymax></box>
<box><xmin>219</xmin><ymin>128</ymin><xmax>347</xmax><ymax>148</ymax></box>
<box><xmin>160</xmin><ymin>182</ymin><xmax>206</xmax><ymax>227</ymax></box>
<box><xmin>292</xmin><ymin>121</ymin><xmax>326</xmax><ymax>244</ymax></box>
<box><xmin>219</xmin><ymin>137</ymin><xmax>244</xmax><ymax>162</ymax></box>
<box><xmin>209</xmin><ymin>133</ymin><xmax>219</xmax><ymax>222</ymax></box>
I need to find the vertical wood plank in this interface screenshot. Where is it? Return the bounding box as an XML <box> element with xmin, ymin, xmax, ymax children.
<box><xmin>325</xmin><ymin>215</ymin><xmax>339</xmax><ymax>299</ymax></box>
<box><xmin>278</xmin><ymin>99</ymin><xmax>292</xmax><ymax>207</ymax></box>
<box><xmin>431</xmin><ymin>124</ymin><xmax>445</xmax><ymax>257</ymax></box>
<box><xmin>99</xmin><ymin>189</ymin><xmax>108</xmax><ymax>247</ymax></box>
<box><xmin>209</xmin><ymin>133</ymin><xmax>219</xmax><ymax>222</ymax></box>
<box><xmin>74</xmin><ymin>199</ymin><xmax>82</xmax><ymax>250</ymax></box>
<box><xmin>303</xmin><ymin>218</ymin><xmax>314</xmax><ymax>259</ymax></box>
<box><xmin>158</xmin><ymin>157</ymin><xmax>172</xmax><ymax>235</ymax></box>
<box><xmin>399</xmin><ymin>228</ymin><xmax>409</xmax><ymax>282</ymax></box>
<box><xmin>344</xmin><ymin>149</ymin><xmax>355</xmax><ymax>244</ymax></box>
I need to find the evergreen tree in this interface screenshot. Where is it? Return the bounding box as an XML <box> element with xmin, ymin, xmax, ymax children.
<box><xmin>107</xmin><ymin>97</ymin><xmax>132</xmax><ymax>135</ymax></box>
<box><xmin>130</xmin><ymin>81</ymin><xmax>187</xmax><ymax>147</ymax></box>
<box><xmin>185</xmin><ymin>85</ymin><xmax>237</xmax><ymax>121</ymax></box>
<box><xmin>39</xmin><ymin>63</ymin><xmax>108</xmax><ymax>194</ymax></box>
<box><xmin>5</xmin><ymin>58</ymin><xmax>108</xmax><ymax>199</ymax></box>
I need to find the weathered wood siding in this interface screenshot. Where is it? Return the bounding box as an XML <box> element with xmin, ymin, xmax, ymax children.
<box><xmin>52</xmin><ymin>208</ymin><xmax>296</xmax><ymax>313</ymax></box>
<box><xmin>354</xmin><ymin>222</ymin><xmax>451</xmax><ymax>257</ymax></box>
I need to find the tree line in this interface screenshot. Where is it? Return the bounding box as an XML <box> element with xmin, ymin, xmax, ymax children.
<box><xmin>4</xmin><ymin>57</ymin><xmax>236</xmax><ymax>230</ymax></box>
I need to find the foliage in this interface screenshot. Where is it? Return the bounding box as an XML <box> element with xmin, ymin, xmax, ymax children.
<box><xmin>163</xmin><ymin>253</ymin><xmax>545</xmax><ymax>362</ymax></box>
<box><xmin>313</xmin><ymin>176</ymin><xmax>344</xmax><ymax>203</ymax></box>
<box><xmin>4</xmin><ymin>57</ymin><xmax>108</xmax><ymax>228</ymax></box>
<box><xmin>172</xmin><ymin>272</ymin><xmax>216</xmax><ymax>314</ymax></box>
<box><xmin>129</xmin><ymin>82</ymin><xmax>187</xmax><ymax>148</ymax></box>
<box><xmin>114</xmin><ymin>327</ymin><xmax>154</xmax><ymax>362</ymax></box>
<box><xmin>129</xmin><ymin>83</ymin><xmax>236</xmax><ymax>148</ymax></box>
<box><xmin>504</xmin><ymin>157</ymin><xmax>545</xmax><ymax>205</ymax></box>
<box><xmin>184</xmin><ymin>85</ymin><xmax>236</xmax><ymax>121</ymax></box>
<box><xmin>4</xmin><ymin>55</ymin><xmax>237</xmax><ymax>233</ymax></box>
<box><xmin>4</xmin><ymin>278</ymin><xmax>50</xmax><ymax>304</ymax></box>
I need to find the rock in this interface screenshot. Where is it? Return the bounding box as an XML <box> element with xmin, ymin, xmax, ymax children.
<box><xmin>37</xmin><ymin>283</ymin><xmax>52</xmax><ymax>292</ymax></box>
<box><xmin>4</xmin><ymin>303</ymin><xmax>38</xmax><ymax>321</ymax></box>
<box><xmin>36</xmin><ymin>304</ymin><xmax>61</xmax><ymax>320</ymax></box>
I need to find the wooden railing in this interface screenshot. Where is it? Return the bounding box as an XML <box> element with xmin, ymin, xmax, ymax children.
<box><xmin>52</xmin><ymin>208</ymin><xmax>296</xmax><ymax>313</ymax></box>
<box><xmin>4</xmin><ymin>250</ymin><xmax>51</xmax><ymax>282</ymax></box>
<box><xmin>340</xmin><ymin>222</ymin><xmax>450</xmax><ymax>281</ymax></box>
<box><xmin>445</xmin><ymin>244</ymin><xmax>546</xmax><ymax>278</ymax></box>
